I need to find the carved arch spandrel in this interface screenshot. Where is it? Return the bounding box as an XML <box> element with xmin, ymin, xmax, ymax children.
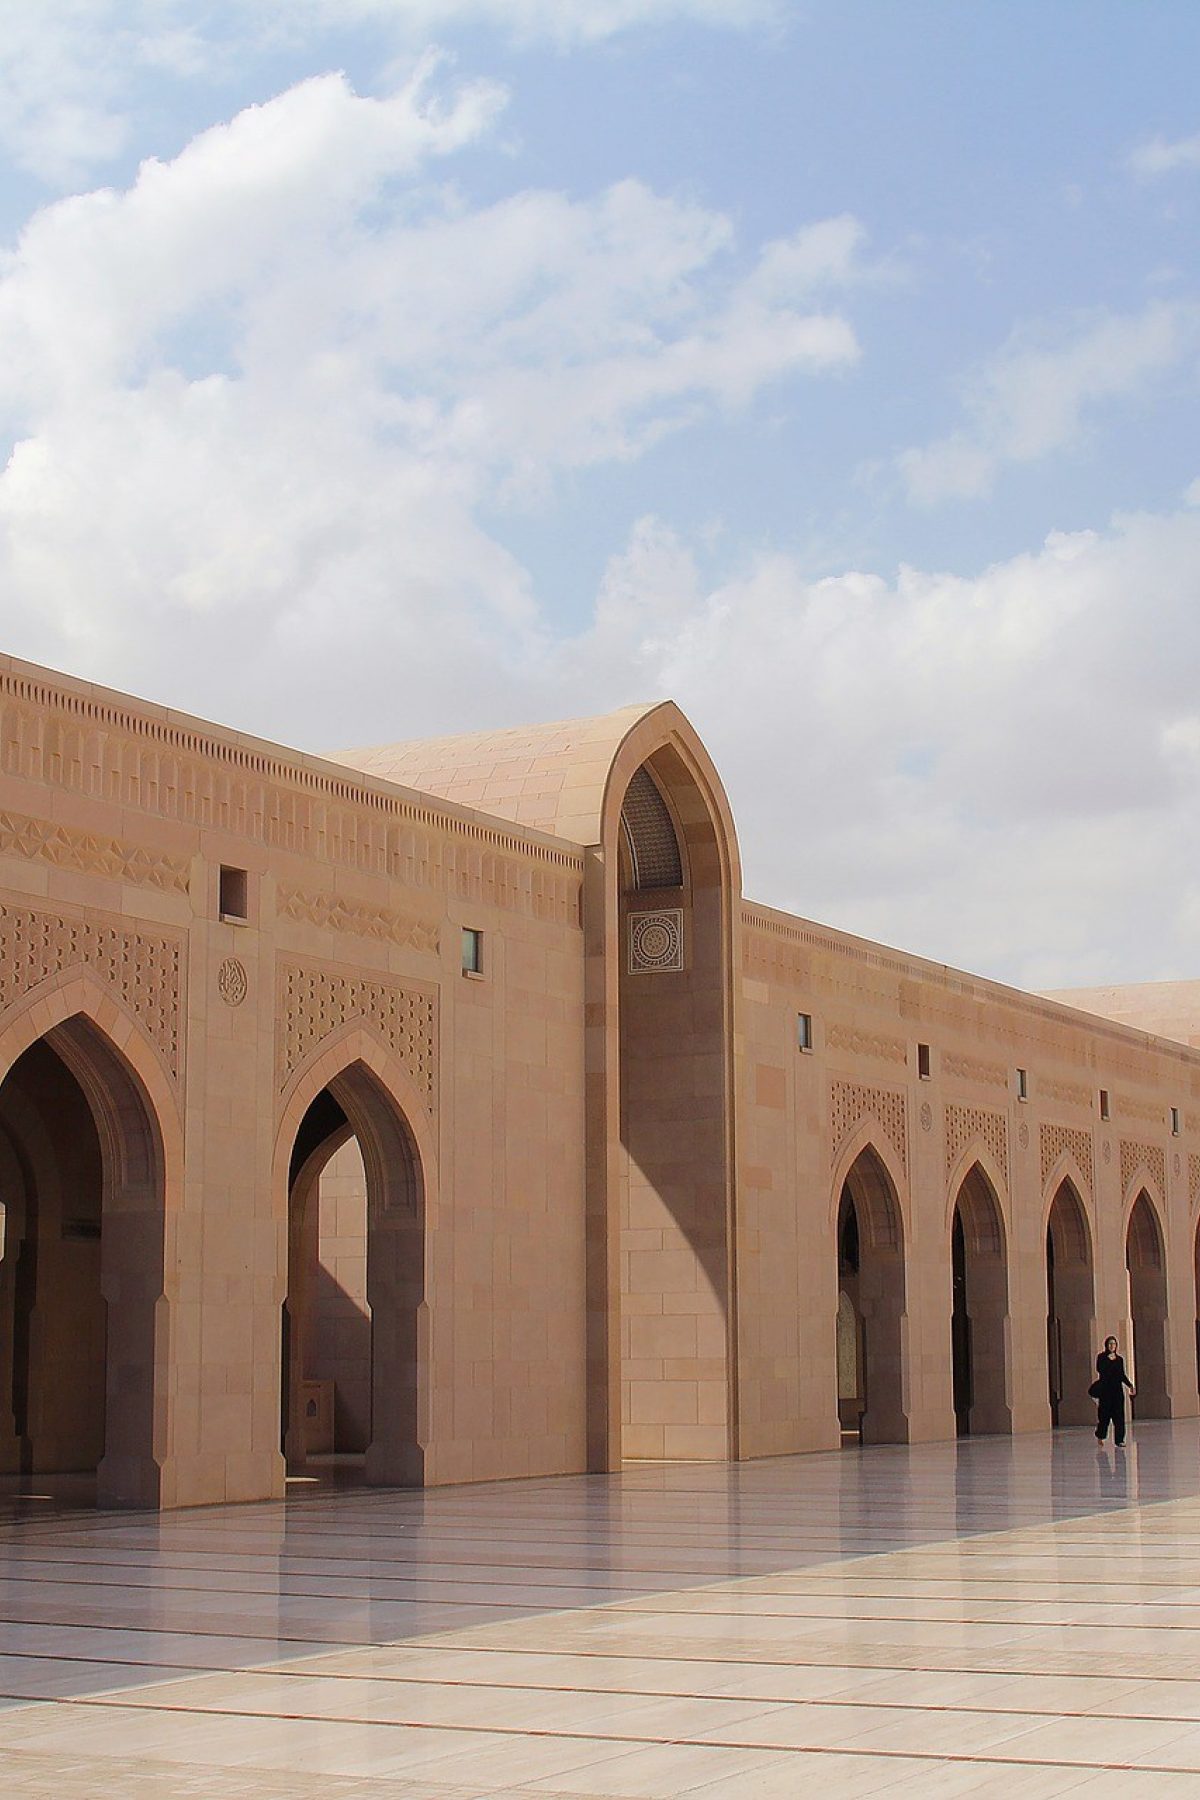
<box><xmin>831</xmin><ymin>1079</ymin><xmax>908</xmax><ymax>1179</ymax></box>
<box><xmin>276</xmin><ymin>959</ymin><xmax>438</xmax><ymax>1111</ymax></box>
<box><xmin>0</xmin><ymin>900</ymin><xmax>184</xmax><ymax>1086</ymax></box>
<box><xmin>944</xmin><ymin>1145</ymin><xmax>1011</xmax><ymax>1246</ymax></box>
<box><xmin>1040</xmin><ymin>1122</ymin><xmax>1094</xmax><ymax>1196</ymax></box>
<box><xmin>945</xmin><ymin>1104</ymin><xmax>1008</xmax><ymax>1186</ymax></box>
<box><xmin>1119</xmin><ymin>1140</ymin><xmax>1166</xmax><ymax>1211</ymax></box>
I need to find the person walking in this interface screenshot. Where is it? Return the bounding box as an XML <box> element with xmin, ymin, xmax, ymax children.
<box><xmin>1092</xmin><ymin>1336</ymin><xmax>1135</xmax><ymax>1445</ymax></box>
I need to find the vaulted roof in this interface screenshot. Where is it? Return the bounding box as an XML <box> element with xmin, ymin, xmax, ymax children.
<box><xmin>329</xmin><ymin>701</ymin><xmax>670</xmax><ymax>846</ymax></box>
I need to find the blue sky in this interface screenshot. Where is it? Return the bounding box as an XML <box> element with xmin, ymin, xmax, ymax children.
<box><xmin>1</xmin><ymin>2</ymin><xmax>1199</xmax><ymax>987</ymax></box>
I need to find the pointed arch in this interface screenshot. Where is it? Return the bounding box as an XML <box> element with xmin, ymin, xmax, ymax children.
<box><xmin>597</xmin><ymin>706</ymin><xmax>741</xmax><ymax>1466</ymax></box>
<box><xmin>1044</xmin><ymin>1174</ymin><xmax>1096</xmax><ymax>1427</ymax></box>
<box><xmin>1040</xmin><ymin>1155</ymin><xmax>1095</xmax><ymax>1249</ymax></box>
<box><xmin>948</xmin><ymin>1159</ymin><xmax>1011</xmax><ymax>1436</ymax></box>
<box><xmin>830</xmin><ymin>1124</ymin><xmax>908</xmax><ymax>1247</ymax></box>
<box><xmin>835</xmin><ymin>1141</ymin><xmax>909</xmax><ymax>1445</ymax></box>
<box><xmin>1041</xmin><ymin>1168</ymin><xmax>1094</xmax><ymax>1265</ymax></box>
<box><xmin>273</xmin><ymin>1022</ymin><xmax>436</xmax><ymax>1489</ymax></box>
<box><xmin>1126</xmin><ymin>1187</ymin><xmax>1170</xmax><ymax>1418</ymax></box>
<box><xmin>0</xmin><ymin>976</ymin><xmax>177</xmax><ymax>1508</ymax></box>
<box><xmin>944</xmin><ymin>1142</ymin><xmax>1009</xmax><ymax>1244</ymax></box>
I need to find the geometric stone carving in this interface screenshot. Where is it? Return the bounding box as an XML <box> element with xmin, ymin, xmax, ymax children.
<box><xmin>1120</xmin><ymin>1138</ymin><xmax>1166</xmax><ymax>1202</ymax></box>
<box><xmin>946</xmin><ymin>1103</ymin><xmax>1008</xmax><ymax>1184</ymax></box>
<box><xmin>831</xmin><ymin>1079</ymin><xmax>907</xmax><ymax>1175</ymax></box>
<box><xmin>277</xmin><ymin>886</ymin><xmax>439</xmax><ymax>954</ymax></box>
<box><xmin>1190</xmin><ymin>1154</ymin><xmax>1200</xmax><ymax>1205</ymax></box>
<box><xmin>628</xmin><ymin>910</ymin><xmax>683</xmax><ymax>974</ymax></box>
<box><xmin>1040</xmin><ymin>1121</ymin><xmax>1094</xmax><ymax>1194</ymax></box>
<box><xmin>0</xmin><ymin>901</ymin><xmax>182</xmax><ymax>1078</ymax></box>
<box><xmin>0</xmin><ymin>807</ymin><xmax>189</xmax><ymax>892</ymax></box>
<box><xmin>278</xmin><ymin>961</ymin><xmax>437</xmax><ymax>1107</ymax></box>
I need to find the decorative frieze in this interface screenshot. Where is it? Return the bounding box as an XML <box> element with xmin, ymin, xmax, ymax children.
<box><xmin>277</xmin><ymin>886</ymin><xmax>440</xmax><ymax>954</ymax></box>
<box><xmin>0</xmin><ymin>806</ymin><xmax>188</xmax><ymax>893</ymax></box>
<box><xmin>943</xmin><ymin>1052</ymin><xmax>1007</xmax><ymax>1089</ymax></box>
<box><xmin>0</xmin><ymin>901</ymin><xmax>182</xmax><ymax>1078</ymax></box>
<box><xmin>0</xmin><ymin>672</ymin><xmax>580</xmax><ymax>927</ymax></box>
<box><xmin>1040</xmin><ymin>1121</ymin><xmax>1093</xmax><ymax>1194</ymax></box>
<box><xmin>827</xmin><ymin>1024</ymin><xmax>906</xmax><ymax>1064</ymax></box>
<box><xmin>831</xmin><ymin>1078</ymin><xmax>907</xmax><ymax>1176</ymax></box>
<box><xmin>946</xmin><ymin>1103</ymin><xmax>1008</xmax><ymax>1184</ymax></box>
<box><xmin>1038</xmin><ymin>1076</ymin><xmax>1091</xmax><ymax>1110</ymax></box>
<box><xmin>277</xmin><ymin>960</ymin><xmax>437</xmax><ymax>1106</ymax></box>
<box><xmin>1113</xmin><ymin>1093</ymin><xmax>1166</xmax><ymax>1127</ymax></box>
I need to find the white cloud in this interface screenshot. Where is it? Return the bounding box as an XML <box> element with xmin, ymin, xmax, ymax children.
<box><xmin>0</xmin><ymin>0</ymin><xmax>776</xmax><ymax>186</ymax></box>
<box><xmin>1130</xmin><ymin>131</ymin><xmax>1200</xmax><ymax>176</ymax></box>
<box><xmin>547</xmin><ymin>502</ymin><xmax>1200</xmax><ymax>988</ymax></box>
<box><xmin>0</xmin><ymin>70</ymin><xmax>859</xmax><ymax>740</ymax></box>
<box><xmin>900</xmin><ymin>301</ymin><xmax>1200</xmax><ymax>505</ymax></box>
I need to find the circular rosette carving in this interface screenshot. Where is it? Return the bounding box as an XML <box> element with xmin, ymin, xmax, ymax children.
<box><xmin>628</xmin><ymin>910</ymin><xmax>683</xmax><ymax>973</ymax></box>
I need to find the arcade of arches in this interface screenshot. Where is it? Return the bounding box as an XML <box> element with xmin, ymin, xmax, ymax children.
<box><xmin>1</xmin><ymin>653</ymin><xmax>1200</xmax><ymax>1510</ymax></box>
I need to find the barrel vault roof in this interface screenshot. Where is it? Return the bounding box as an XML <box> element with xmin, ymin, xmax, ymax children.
<box><xmin>328</xmin><ymin>701</ymin><xmax>670</xmax><ymax>846</ymax></box>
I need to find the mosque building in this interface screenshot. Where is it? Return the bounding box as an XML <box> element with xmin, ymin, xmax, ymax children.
<box><xmin>0</xmin><ymin>650</ymin><xmax>1196</xmax><ymax>1508</ymax></box>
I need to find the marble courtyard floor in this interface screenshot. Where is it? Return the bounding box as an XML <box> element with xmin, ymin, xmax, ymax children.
<box><xmin>5</xmin><ymin>1428</ymin><xmax>1200</xmax><ymax>1795</ymax></box>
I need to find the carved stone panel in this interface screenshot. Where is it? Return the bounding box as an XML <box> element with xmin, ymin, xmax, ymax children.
<box><xmin>1120</xmin><ymin>1138</ymin><xmax>1167</xmax><ymax>1202</ymax></box>
<box><xmin>628</xmin><ymin>910</ymin><xmax>683</xmax><ymax>974</ymax></box>
<box><xmin>1040</xmin><ymin>1121</ymin><xmax>1094</xmax><ymax>1194</ymax></box>
<box><xmin>277</xmin><ymin>960</ymin><xmax>437</xmax><ymax>1108</ymax></box>
<box><xmin>831</xmin><ymin>1079</ymin><xmax>907</xmax><ymax>1176</ymax></box>
<box><xmin>0</xmin><ymin>901</ymin><xmax>182</xmax><ymax>1078</ymax></box>
<box><xmin>946</xmin><ymin>1103</ymin><xmax>1008</xmax><ymax>1185</ymax></box>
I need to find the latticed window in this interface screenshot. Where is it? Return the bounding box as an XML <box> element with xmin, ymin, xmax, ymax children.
<box><xmin>620</xmin><ymin>766</ymin><xmax>683</xmax><ymax>890</ymax></box>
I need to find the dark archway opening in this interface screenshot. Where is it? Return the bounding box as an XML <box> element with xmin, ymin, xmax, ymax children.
<box><xmin>950</xmin><ymin>1164</ymin><xmax>1011</xmax><ymax>1437</ymax></box>
<box><xmin>1127</xmin><ymin>1190</ymin><xmax>1169</xmax><ymax>1420</ymax></box>
<box><xmin>0</xmin><ymin>1020</ymin><xmax>164</xmax><ymax>1509</ymax></box>
<box><xmin>282</xmin><ymin>1064</ymin><xmax>424</xmax><ymax>1489</ymax></box>
<box><xmin>1046</xmin><ymin>1179</ymin><xmax>1095</xmax><ymax>1427</ymax></box>
<box><xmin>836</xmin><ymin>1147</ymin><xmax>907</xmax><ymax>1446</ymax></box>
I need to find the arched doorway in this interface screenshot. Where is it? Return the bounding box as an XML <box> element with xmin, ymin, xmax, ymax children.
<box><xmin>617</xmin><ymin>749</ymin><xmax>734</xmax><ymax>1462</ymax></box>
<box><xmin>836</xmin><ymin>1146</ymin><xmax>907</xmax><ymax>1444</ymax></box>
<box><xmin>1045</xmin><ymin>1179</ymin><xmax>1095</xmax><ymax>1426</ymax></box>
<box><xmin>281</xmin><ymin>1062</ymin><xmax>425</xmax><ymax>1487</ymax></box>
<box><xmin>1126</xmin><ymin>1190</ymin><xmax>1169</xmax><ymax>1418</ymax></box>
<box><xmin>0</xmin><ymin>1017</ymin><xmax>166</xmax><ymax>1506</ymax></box>
<box><xmin>949</xmin><ymin>1163</ymin><xmax>1011</xmax><ymax>1437</ymax></box>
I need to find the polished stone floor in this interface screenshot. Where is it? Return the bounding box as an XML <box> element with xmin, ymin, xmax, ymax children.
<box><xmin>4</xmin><ymin>1425</ymin><xmax>1200</xmax><ymax>1795</ymax></box>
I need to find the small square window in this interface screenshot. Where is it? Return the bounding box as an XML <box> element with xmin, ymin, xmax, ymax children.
<box><xmin>1171</xmin><ymin>1106</ymin><xmax>1181</xmax><ymax>1137</ymax></box>
<box><xmin>917</xmin><ymin>1042</ymin><xmax>931</xmax><ymax>1080</ymax></box>
<box><xmin>461</xmin><ymin>927</ymin><xmax>483</xmax><ymax>975</ymax></box>
<box><xmin>1099</xmin><ymin>1088</ymin><xmax>1110</xmax><ymax>1122</ymax></box>
<box><xmin>1016</xmin><ymin>1068</ymin><xmax>1028</xmax><ymax>1101</ymax></box>
<box><xmin>219</xmin><ymin>865</ymin><xmax>248</xmax><ymax>920</ymax></box>
<box><xmin>797</xmin><ymin>1012</ymin><xmax>813</xmax><ymax>1052</ymax></box>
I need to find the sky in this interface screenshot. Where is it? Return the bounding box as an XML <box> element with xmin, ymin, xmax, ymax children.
<box><xmin>1</xmin><ymin>1</ymin><xmax>1199</xmax><ymax>990</ymax></box>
